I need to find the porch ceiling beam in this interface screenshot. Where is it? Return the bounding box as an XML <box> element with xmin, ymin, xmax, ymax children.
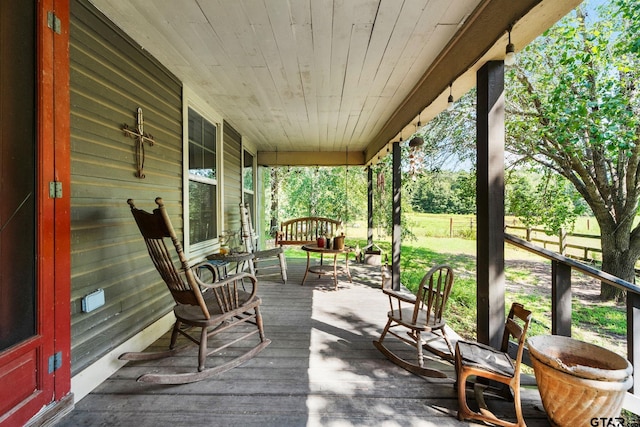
<box><xmin>257</xmin><ymin>151</ymin><xmax>365</xmax><ymax>167</ymax></box>
<box><xmin>364</xmin><ymin>0</ymin><xmax>582</xmax><ymax>165</ymax></box>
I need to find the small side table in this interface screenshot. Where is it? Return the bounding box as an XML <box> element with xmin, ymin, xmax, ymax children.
<box><xmin>301</xmin><ymin>244</ymin><xmax>352</xmax><ymax>290</ymax></box>
<box><xmin>206</xmin><ymin>251</ymin><xmax>256</xmax><ymax>277</ymax></box>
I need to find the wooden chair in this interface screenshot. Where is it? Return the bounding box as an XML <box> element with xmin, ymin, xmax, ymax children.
<box><xmin>455</xmin><ymin>302</ymin><xmax>532</xmax><ymax>427</ymax></box>
<box><xmin>373</xmin><ymin>264</ymin><xmax>455</xmax><ymax>378</ymax></box>
<box><xmin>120</xmin><ymin>198</ymin><xmax>270</xmax><ymax>384</ymax></box>
<box><xmin>240</xmin><ymin>203</ymin><xmax>287</xmax><ymax>283</ymax></box>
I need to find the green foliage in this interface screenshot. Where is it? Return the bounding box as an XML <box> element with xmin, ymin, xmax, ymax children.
<box><xmin>265</xmin><ymin>161</ymin><xmax>416</xmax><ymax>242</ymax></box>
<box><xmin>504</xmin><ymin>0</ymin><xmax>640</xmax><ymax>292</ymax></box>
<box><xmin>410</xmin><ymin>171</ymin><xmax>476</xmax><ymax>214</ymax></box>
<box><xmin>506</xmin><ymin>173</ymin><xmax>538</xmax><ymax>228</ymax></box>
<box><xmin>507</xmin><ymin>170</ymin><xmax>586</xmax><ymax>234</ymax></box>
<box><xmin>272</xmin><ymin>166</ymin><xmax>367</xmax><ymax>223</ymax></box>
<box><xmin>508</xmin><ymin>5</ymin><xmax>640</xmax><ymax>164</ymax></box>
<box><xmin>410</xmin><ymin>88</ymin><xmax>478</xmax><ymax>172</ymax></box>
<box><xmin>453</xmin><ymin>171</ymin><xmax>476</xmax><ymax>213</ymax></box>
<box><xmin>613</xmin><ymin>0</ymin><xmax>640</xmax><ymax>54</ymax></box>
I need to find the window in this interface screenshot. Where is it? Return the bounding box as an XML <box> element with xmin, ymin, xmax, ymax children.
<box><xmin>243</xmin><ymin>150</ymin><xmax>255</xmax><ymax>227</ymax></box>
<box><xmin>188</xmin><ymin>108</ymin><xmax>217</xmax><ymax>246</ymax></box>
<box><xmin>243</xmin><ymin>150</ymin><xmax>254</xmax><ymax>193</ymax></box>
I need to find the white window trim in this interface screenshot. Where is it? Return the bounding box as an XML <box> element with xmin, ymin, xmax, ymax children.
<box><xmin>182</xmin><ymin>86</ymin><xmax>224</xmax><ymax>261</ymax></box>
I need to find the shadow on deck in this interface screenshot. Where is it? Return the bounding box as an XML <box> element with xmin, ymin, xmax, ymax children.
<box><xmin>56</xmin><ymin>258</ymin><xmax>550</xmax><ymax>426</ymax></box>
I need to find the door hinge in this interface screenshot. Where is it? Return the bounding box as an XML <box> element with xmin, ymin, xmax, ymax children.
<box><xmin>47</xmin><ymin>11</ymin><xmax>62</xmax><ymax>34</ymax></box>
<box><xmin>48</xmin><ymin>352</ymin><xmax>62</xmax><ymax>374</ymax></box>
<box><xmin>49</xmin><ymin>181</ymin><xmax>63</xmax><ymax>199</ymax></box>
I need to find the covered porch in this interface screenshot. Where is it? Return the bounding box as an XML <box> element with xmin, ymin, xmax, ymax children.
<box><xmin>3</xmin><ymin>1</ymin><xmax>637</xmax><ymax>425</ymax></box>
<box><xmin>56</xmin><ymin>259</ymin><xmax>549</xmax><ymax>426</ymax></box>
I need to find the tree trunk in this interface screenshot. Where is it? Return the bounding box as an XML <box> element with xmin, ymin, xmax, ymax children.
<box><xmin>599</xmin><ymin>233</ymin><xmax>635</xmax><ymax>301</ymax></box>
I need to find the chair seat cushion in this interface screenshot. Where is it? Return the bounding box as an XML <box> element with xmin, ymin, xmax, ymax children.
<box><xmin>457</xmin><ymin>340</ymin><xmax>515</xmax><ymax>377</ymax></box>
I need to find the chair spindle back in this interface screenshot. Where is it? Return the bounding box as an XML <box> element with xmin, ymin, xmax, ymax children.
<box><xmin>413</xmin><ymin>264</ymin><xmax>454</xmax><ymax>326</ymax></box>
<box><xmin>128</xmin><ymin>198</ymin><xmax>210</xmax><ymax>318</ymax></box>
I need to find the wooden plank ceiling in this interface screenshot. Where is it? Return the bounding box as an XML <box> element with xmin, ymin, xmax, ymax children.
<box><xmin>88</xmin><ymin>0</ymin><xmax>581</xmax><ymax>165</ymax></box>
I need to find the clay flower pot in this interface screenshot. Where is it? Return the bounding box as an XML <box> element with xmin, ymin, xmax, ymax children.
<box><xmin>528</xmin><ymin>335</ymin><xmax>633</xmax><ymax>427</ymax></box>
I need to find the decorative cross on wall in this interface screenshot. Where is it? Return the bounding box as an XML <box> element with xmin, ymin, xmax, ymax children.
<box><xmin>122</xmin><ymin>107</ymin><xmax>155</xmax><ymax>179</ymax></box>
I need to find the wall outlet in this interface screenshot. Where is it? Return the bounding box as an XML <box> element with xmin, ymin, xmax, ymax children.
<box><xmin>81</xmin><ymin>288</ymin><xmax>105</xmax><ymax>313</ymax></box>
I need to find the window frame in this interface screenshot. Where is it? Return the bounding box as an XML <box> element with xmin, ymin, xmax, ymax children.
<box><xmin>183</xmin><ymin>87</ymin><xmax>223</xmax><ymax>260</ymax></box>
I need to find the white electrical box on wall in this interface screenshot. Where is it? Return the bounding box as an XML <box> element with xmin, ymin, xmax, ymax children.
<box><xmin>81</xmin><ymin>288</ymin><xmax>105</xmax><ymax>313</ymax></box>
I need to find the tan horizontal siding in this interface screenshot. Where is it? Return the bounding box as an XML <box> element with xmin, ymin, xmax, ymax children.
<box><xmin>223</xmin><ymin>121</ymin><xmax>242</xmax><ymax>233</ymax></box>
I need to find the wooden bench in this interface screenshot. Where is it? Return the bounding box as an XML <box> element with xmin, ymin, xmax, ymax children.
<box><xmin>275</xmin><ymin>217</ymin><xmax>343</xmax><ymax>247</ymax></box>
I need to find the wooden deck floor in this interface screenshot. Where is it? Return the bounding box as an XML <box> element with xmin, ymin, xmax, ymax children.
<box><xmin>57</xmin><ymin>259</ymin><xmax>550</xmax><ymax>426</ymax></box>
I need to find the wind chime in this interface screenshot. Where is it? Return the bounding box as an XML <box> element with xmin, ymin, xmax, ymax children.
<box><xmin>376</xmin><ymin>166</ymin><xmax>385</xmax><ymax>196</ymax></box>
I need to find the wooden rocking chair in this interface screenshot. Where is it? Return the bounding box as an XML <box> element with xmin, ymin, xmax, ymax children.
<box><xmin>120</xmin><ymin>198</ymin><xmax>270</xmax><ymax>384</ymax></box>
<box><xmin>240</xmin><ymin>203</ymin><xmax>287</xmax><ymax>283</ymax></box>
<box><xmin>373</xmin><ymin>264</ymin><xmax>455</xmax><ymax>378</ymax></box>
<box><xmin>455</xmin><ymin>302</ymin><xmax>532</xmax><ymax>427</ymax></box>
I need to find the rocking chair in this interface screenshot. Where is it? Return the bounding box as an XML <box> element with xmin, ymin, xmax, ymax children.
<box><xmin>240</xmin><ymin>203</ymin><xmax>287</xmax><ymax>283</ymax></box>
<box><xmin>455</xmin><ymin>302</ymin><xmax>532</xmax><ymax>427</ymax></box>
<box><xmin>373</xmin><ymin>264</ymin><xmax>455</xmax><ymax>378</ymax></box>
<box><xmin>119</xmin><ymin>198</ymin><xmax>270</xmax><ymax>384</ymax></box>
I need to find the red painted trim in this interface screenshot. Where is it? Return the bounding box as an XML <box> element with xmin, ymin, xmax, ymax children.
<box><xmin>36</xmin><ymin>0</ymin><xmax>57</xmax><ymax>404</ymax></box>
<box><xmin>2</xmin><ymin>0</ymin><xmax>71</xmax><ymax>424</ymax></box>
<box><xmin>1</xmin><ymin>1</ymin><xmax>65</xmax><ymax>424</ymax></box>
<box><xmin>52</xmin><ymin>0</ymin><xmax>72</xmax><ymax>400</ymax></box>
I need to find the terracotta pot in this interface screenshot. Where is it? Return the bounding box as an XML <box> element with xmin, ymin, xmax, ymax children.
<box><xmin>528</xmin><ymin>335</ymin><xmax>633</xmax><ymax>427</ymax></box>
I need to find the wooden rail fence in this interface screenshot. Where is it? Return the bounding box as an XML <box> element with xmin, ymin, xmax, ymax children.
<box><xmin>505</xmin><ymin>224</ymin><xmax>603</xmax><ymax>264</ymax></box>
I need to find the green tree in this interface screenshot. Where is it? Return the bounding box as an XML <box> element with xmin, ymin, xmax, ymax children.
<box><xmin>409</xmin><ymin>170</ymin><xmax>476</xmax><ymax>214</ymax></box>
<box><xmin>506</xmin><ymin>1</ymin><xmax>640</xmax><ymax>299</ymax></box>
<box><xmin>275</xmin><ymin>166</ymin><xmax>366</xmax><ymax>221</ymax></box>
<box><xmin>412</xmin><ymin>89</ymin><xmax>478</xmax><ymax>172</ymax></box>
<box><xmin>507</xmin><ymin>170</ymin><xmax>585</xmax><ymax>234</ymax></box>
<box><xmin>452</xmin><ymin>171</ymin><xmax>476</xmax><ymax>214</ymax></box>
<box><xmin>506</xmin><ymin>173</ymin><xmax>538</xmax><ymax>228</ymax></box>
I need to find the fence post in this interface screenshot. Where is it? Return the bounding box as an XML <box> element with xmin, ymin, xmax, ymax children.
<box><xmin>526</xmin><ymin>227</ymin><xmax>531</xmax><ymax>242</ymax></box>
<box><xmin>450</xmin><ymin>217</ymin><xmax>453</xmax><ymax>238</ymax></box>
<box><xmin>551</xmin><ymin>260</ymin><xmax>572</xmax><ymax>337</ymax></box>
<box><xmin>559</xmin><ymin>227</ymin><xmax>567</xmax><ymax>255</ymax></box>
<box><xmin>629</xmin><ymin>292</ymin><xmax>640</xmax><ymax>393</ymax></box>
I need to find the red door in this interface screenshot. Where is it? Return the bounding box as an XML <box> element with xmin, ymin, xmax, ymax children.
<box><xmin>0</xmin><ymin>1</ymin><xmax>70</xmax><ymax>425</ymax></box>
